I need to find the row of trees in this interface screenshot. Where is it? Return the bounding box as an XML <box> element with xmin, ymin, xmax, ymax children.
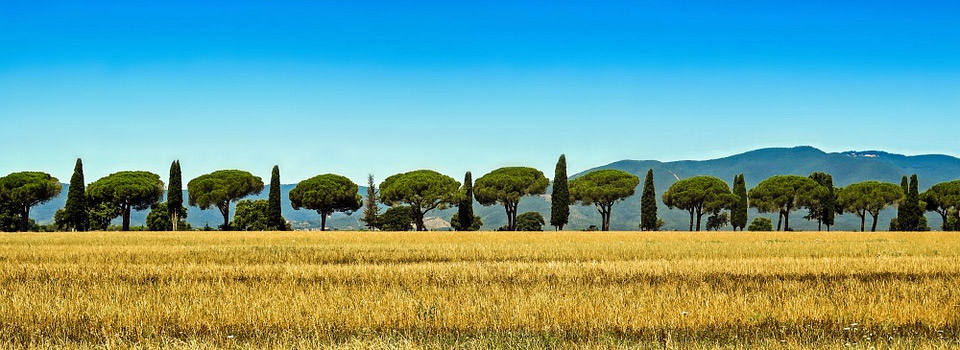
<box><xmin>2</xmin><ymin>156</ymin><xmax>960</xmax><ymax>232</ymax></box>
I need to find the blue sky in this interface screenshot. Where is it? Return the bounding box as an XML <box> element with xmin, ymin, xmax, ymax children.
<box><xmin>1</xmin><ymin>0</ymin><xmax>958</xmax><ymax>184</ymax></box>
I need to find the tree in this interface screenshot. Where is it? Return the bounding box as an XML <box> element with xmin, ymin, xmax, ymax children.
<box><xmin>456</xmin><ymin>171</ymin><xmax>475</xmax><ymax>231</ymax></box>
<box><xmin>146</xmin><ymin>202</ymin><xmax>189</xmax><ymax>231</ymax></box>
<box><xmin>515</xmin><ymin>212</ymin><xmax>545</xmax><ymax>231</ymax></box>
<box><xmin>706</xmin><ymin>211</ymin><xmax>729</xmax><ymax>231</ymax></box>
<box><xmin>289</xmin><ymin>174</ymin><xmax>362</xmax><ymax>231</ymax></box>
<box><xmin>188</xmin><ymin>170</ymin><xmax>264</xmax><ymax>230</ymax></box>
<box><xmin>922</xmin><ymin>180</ymin><xmax>960</xmax><ymax>230</ymax></box>
<box><xmin>87</xmin><ymin>202</ymin><xmax>119</xmax><ymax>231</ymax></box>
<box><xmin>87</xmin><ymin>171</ymin><xmax>164</xmax><ymax>231</ymax></box>
<box><xmin>838</xmin><ymin>181</ymin><xmax>903</xmax><ymax>232</ymax></box>
<box><xmin>805</xmin><ymin>172</ymin><xmax>837</xmax><ymax>231</ymax></box>
<box><xmin>569</xmin><ymin>169</ymin><xmax>640</xmax><ymax>231</ymax></box>
<box><xmin>748</xmin><ymin>175</ymin><xmax>818</xmax><ymax>231</ymax></box>
<box><xmin>748</xmin><ymin>217</ymin><xmax>773</xmax><ymax>231</ymax></box>
<box><xmin>661</xmin><ymin>176</ymin><xmax>733</xmax><ymax>231</ymax></box>
<box><xmin>640</xmin><ymin>169</ymin><xmax>659</xmax><ymax>231</ymax></box>
<box><xmin>730</xmin><ymin>174</ymin><xmax>748</xmax><ymax>231</ymax></box>
<box><xmin>267</xmin><ymin>166</ymin><xmax>285</xmax><ymax>231</ymax></box>
<box><xmin>450</xmin><ymin>212</ymin><xmax>483</xmax><ymax>231</ymax></box>
<box><xmin>167</xmin><ymin>161</ymin><xmax>184</xmax><ymax>231</ymax></box>
<box><xmin>360</xmin><ymin>174</ymin><xmax>380</xmax><ymax>230</ymax></box>
<box><xmin>550</xmin><ymin>155</ymin><xmax>570</xmax><ymax>230</ymax></box>
<box><xmin>62</xmin><ymin>159</ymin><xmax>88</xmax><ymax>231</ymax></box>
<box><xmin>379</xmin><ymin>206</ymin><xmax>414</xmax><ymax>231</ymax></box>
<box><xmin>379</xmin><ymin>170</ymin><xmax>460</xmax><ymax>231</ymax></box>
<box><xmin>896</xmin><ymin>174</ymin><xmax>923</xmax><ymax>231</ymax></box>
<box><xmin>232</xmin><ymin>199</ymin><xmax>273</xmax><ymax>231</ymax></box>
<box><xmin>474</xmin><ymin>167</ymin><xmax>549</xmax><ymax>231</ymax></box>
<box><xmin>0</xmin><ymin>172</ymin><xmax>62</xmax><ymax>232</ymax></box>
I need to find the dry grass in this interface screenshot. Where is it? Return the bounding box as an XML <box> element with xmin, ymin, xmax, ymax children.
<box><xmin>0</xmin><ymin>231</ymin><xmax>958</xmax><ymax>349</ymax></box>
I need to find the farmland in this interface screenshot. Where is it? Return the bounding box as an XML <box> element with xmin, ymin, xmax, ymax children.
<box><xmin>0</xmin><ymin>231</ymin><xmax>958</xmax><ymax>349</ymax></box>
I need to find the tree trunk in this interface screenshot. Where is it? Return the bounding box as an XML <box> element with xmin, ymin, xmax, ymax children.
<box><xmin>122</xmin><ymin>204</ymin><xmax>131</xmax><ymax>231</ymax></box>
<box><xmin>860</xmin><ymin>214</ymin><xmax>865</xmax><ymax>232</ymax></box>
<box><xmin>939</xmin><ymin>211</ymin><xmax>949</xmax><ymax>231</ymax></box>
<box><xmin>695</xmin><ymin>209</ymin><xmax>703</xmax><ymax>232</ymax></box>
<box><xmin>688</xmin><ymin>210</ymin><xmax>694</xmax><ymax>231</ymax></box>
<box><xmin>818</xmin><ymin>219</ymin><xmax>822</xmax><ymax>232</ymax></box>
<box><xmin>171</xmin><ymin>211</ymin><xmax>179</xmax><ymax>231</ymax></box>
<box><xmin>20</xmin><ymin>204</ymin><xmax>30</xmax><ymax>232</ymax></box>
<box><xmin>776</xmin><ymin>213</ymin><xmax>782</xmax><ymax>231</ymax></box>
<box><xmin>600</xmin><ymin>204</ymin><xmax>611</xmax><ymax>231</ymax></box>
<box><xmin>219</xmin><ymin>202</ymin><xmax>231</xmax><ymax>231</ymax></box>
<box><xmin>320</xmin><ymin>211</ymin><xmax>327</xmax><ymax>231</ymax></box>
<box><xmin>871</xmin><ymin>213</ymin><xmax>879</xmax><ymax>232</ymax></box>
<box><xmin>783</xmin><ymin>211</ymin><xmax>790</xmax><ymax>231</ymax></box>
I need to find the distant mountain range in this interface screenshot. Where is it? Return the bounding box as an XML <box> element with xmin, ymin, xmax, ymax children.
<box><xmin>27</xmin><ymin>146</ymin><xmax>960</xmax><ymax>231</ymax></box>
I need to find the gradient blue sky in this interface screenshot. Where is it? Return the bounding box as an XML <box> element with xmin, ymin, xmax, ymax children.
<box><xmin>2</xmin><ymin>0</ymin><xmax>959</xmax><ymax>184</ymax></box>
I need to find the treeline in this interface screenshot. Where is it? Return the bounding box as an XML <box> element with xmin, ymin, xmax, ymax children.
<box><xmin>1</xmin><ymin>155</ymin><xmax>959</xmax><ymax>232</ymax></box>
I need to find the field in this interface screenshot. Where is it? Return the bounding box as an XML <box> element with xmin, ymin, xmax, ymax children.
<box><xmin>0</xmin><ymin>231</ymin><xmax>958</xmax><ymax>349</ymax></box>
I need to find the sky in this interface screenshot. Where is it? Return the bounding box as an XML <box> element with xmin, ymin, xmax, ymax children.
<box><xmin>1</xmin><ymin>0</ymin><xmax>959</xmax><ymax>184</ymax></box>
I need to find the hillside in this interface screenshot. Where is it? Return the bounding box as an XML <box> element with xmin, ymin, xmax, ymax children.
<box><xmin>26</xmin><ymin>146</ymin><xmax>960</xmax><ymax>231</ymax></box>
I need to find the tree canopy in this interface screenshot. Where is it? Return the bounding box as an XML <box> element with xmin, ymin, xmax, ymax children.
<box><xmin>87</xmin><ymin>171</ymin><xmax>164</xmax><ymax>231</ymax></box>
<box><xmin>474</xmin><ymin>167</ymin><xmax>549</xmax><ymax>231</ymax></box>
<box><xmin>569</xmin><ymin>169</ymin><xmax>639</xmax><ymax>231</ymax></box>
<box><xmin>231</xmin><ymin>199</ymin><xmax>273</xmax><ymax>231</ymax></box>
<box><xmin>748</xmin><ymin>175</ymin><xmax>818</xmax><ymax>231</ymax></box>
<box><xmin>805</xmin><ymin>172</ymin><xmax>837</xmax><ymax>231</ymax></box>
<box><xmin>550</xmin><ymin>155</ymin><xmax>569</xmax><ymax>230</ymax></box>
<box><xmin>379</xmin><ymin>205</ymin><xmax>414</xmax><ymax>231</ymax></box>
<box><xmin>167</xmin><ymin>161</ymin><xmax>184</xmax><ymax>231</ymax></box>
<box><xmin>730</xmin><ymin>174</ymin><xmax>748</xmax><ymax>231</ymax></box>
<box><xmin>456</xmin><ymin>171</ymin><xmax>475</xmax><ymax>231</ymax></box>
<box><xmin>289</xmin><ymin>173</ymin><xmax>362</xmax><ymax>231</ymax></box>
<box><xmin>188</xmin><ymin>170</ymin><xmax>264</xmax><ymax>230</ymax></box>
<box><xmin>379</xmin><ymin>170</ymin><xmax>460</xmax><ymax>231</ymax></box>
<box><xmin>838</xmin><ymin>181</ymin><xmax>902</xmax><ymax>232</ymax></box>
<box><xmin>62</xmin><ymin>159</ymin><xmax>88</xmax><ymax>232</ymax></box>
<box><xmin>0</xmin><ymin>171</ymin><xmax>62</xmax><ymax>232</ymax></box>
<box><xmin>922</xmin><ymin>180</ymin><xmax>960</xmax><ymax>230</ymax></box>
<box><xmin>514</xmin><ymin>212</ymin><xmax>545</xmax><ymax>231</ymax></box>
<box><xmin>267</xmin><ymin>165</ymin><xmax>285</xmax><ymax>230</ymax></box>
<box><xmin>662</xmin><ymin>176</ymin><xmax>732</xmax><ymax>231</ymax></box>
<box><xmin>640</xmin><ymin>169</ymin><xmax>659</xmax><ymax>231</ymax></box>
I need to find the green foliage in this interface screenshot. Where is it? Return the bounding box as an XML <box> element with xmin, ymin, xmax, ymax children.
<box><xmin>63</xmin><ymin>159</ymin><xmax>88</xmax><ymax>231</ymax></box>
<box><xmin>146</xmin><ymin>202</ymin><xmax>189</xmax><ymax>231</ymax></box>
<box><xmin>805</xmin><ymin>172</ymin><xmax>837</xmax><ymax>231</ymax></box>
<box><xmin>0</xmin><ymin>199</ymin><xmax>25</xmax><ymax>232</ymax></box>
<box><xmin>0</xmin><ymin>171</ymin><xmax>62</xmax><ymax>232</ymax></box>
<box><xmin>662</xmin><ymin>176</ymin><xmax>733</xmax><ymax>231</ymax></box>
<box><xmin>515</xmin><ymin>212</ymin><xmax>545</xmax><ymax>231</ymax></box>
<box><xmin>748</xmin><ymin>217</ymin><xmax>773</xmax><ymax>231</ymax></box>
<box><xmin>896</xmin><ymin>174</ymin><xmax>923</xmax><ymax>231</ymax></box>
<box><xmin>569</xmin><ymin>169</ymin><xmax>639</xmax><ymax>231</ymax></box>
<box><xmin>706</xmin><ymin>212</ymin><xmax>729</xmax><ymax>231</ymax></box>
<box><xmin>379</xmin><ymin>206</ymin><xmax>414</xmax><ymax>231</ymax></box>
<box><xmin>87</xmin><ymin>202</ymin><xmax>120</xmax><ymax>231</ymax></box>
<box><xmin>167</xmin><ymin>161</ymin><xmax>183</xmax><ymax>231</ymax></box>
<box><xmin>361</xmin><ymin>174</ymin><xmax>380</xmax><ymax>230</ymax></box>
<box><xmin>379</xmin><ymin>170</ymin><xmax>461</xmax><ymax>231</ymax></box>
<box><xmin>231</xmin><ymin>199</ymin><xmax>277</xmax><ymax>231</ymax></box>
<box><xmin>188</xmin><ymin>170</ymin><xmax>264</xmax><ymax>230</ymax></box>
<box><xmin>289</xmin><ymin>174</ymin><xmax>362</xmax><ymax>231</ymax></box>
<box><xmin>730</xmin><ymin>174</ymin><xmax>748</xmax><ymax>231</ymax></box>
<box><xmin>475</xmin><ymin>167</ymin><xmax>549</xmax><ymax>231</ymax></box>
<box><xmin>748</xmin><ymin>175</ymin><xmax>818</xmax><ymax>231</ymax></box>
<box><xmin>550</xmin><ymin>155</ymin><xmax>570</xmax><ymax>230</ymax></box>
<box><xmin>921</xmin><ymin>180</ymin><xmax>960</xmax><ymax>230</ymax></box>
<box><xmin>450</xmin><ymin>212</ymin><xmax>483</xmax><ymax>231</ymax></box>
<box><xmin>838</xmin><ymin>181</ymin><xmax>902</xmax><ymax>232</ymax></box>
<box><xmin>267</xmin><ymin>166</ymin><xmax>285</xmax><ymax>231</ymax></box>
<box><xmin>456</xmin><ymin>172</ymin><xmax>475</xmax><ymax>231</ymax></box>
<box><xmin>640</xmin><ymin>169</ymin><xmax>659</xmax><ymax>231</ymax></box>
<box><xmin>87</xmin><ymin>171</ymin><xmax>164</xmax><ymax>231</ymax></box>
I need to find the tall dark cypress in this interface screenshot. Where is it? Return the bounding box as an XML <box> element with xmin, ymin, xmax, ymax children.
<box><xmin>361</xmin><ymin>174</ymin><xmax>379</xmax><ymax>230</ymax></box>
<box><xmin>167</xmin><ymin>160</ymin><xmax>183</xmax><ymax>231</ymax></box>
<box><xmin>550</xmin><ymin>154</ymin><xmax>569</xmax><ymax>230</ymax></box>
<box><xmin>267</xmin><ymin>165</ymin><xmax>284</xmax><ymax>230</ymax></box>
<box><xmin>821</xmin><ymin>175</ymin><xmax>836</xmax><ymax>231</ymax></box>
<box><xmin>640</xmin><ymin>169</ymin><xmax>658</xmax><ymax>231</ymax></box>
<box><xmin>63</xmin><ymin>158</ymin><xmax>87</xmax><ymax>231</ymax></box>
<box><xmin>731</xmin><ymin>174</ymin><xmax>748</xmax><ymax>231</ymax></box>
<box><xmin>899</xmin><ymin>174</ymin><xmax>921</xmax><ymax>231</ymax></box>
<box><xmin>457</xmin><ymin>171</ymin><xmax>474</xmax><ymax>231</ymax></box>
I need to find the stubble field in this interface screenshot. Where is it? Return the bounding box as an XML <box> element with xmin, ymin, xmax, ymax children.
<box><xmin>0</xmin><ymin>231</ymin><xmax>958</xmax><ymax>349</ymax></box>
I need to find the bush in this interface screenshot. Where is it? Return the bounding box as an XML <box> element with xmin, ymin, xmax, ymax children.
<box><xmin>748</xmin><ymin>217</ymin><xmax>773</xmax><ymax>231</ymax></box>
<box><xmin>380</xmin><ymin>206</ymin><xmax>414</xmax><ymax>231</ymax></box>
<box><xmin>450</xmin><ymin>213</ymin><xmax>483</xmax><ymax>231</ymax></box>
<box><xmin>515</xmin><ymin>212</ymin><xmax>545</xmax><ymax>231</ymax></box>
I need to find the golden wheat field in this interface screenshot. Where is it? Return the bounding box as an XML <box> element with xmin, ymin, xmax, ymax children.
<box><xmin>0</xmin><ymin>231</ymin><xmax>958</xmax><ymax>349</ymax></box>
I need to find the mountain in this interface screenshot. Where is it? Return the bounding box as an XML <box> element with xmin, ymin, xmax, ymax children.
<box><xmin>25</xmin><ymin>146</ymin><xmax>960</xmax><ymax>231</ymax></box>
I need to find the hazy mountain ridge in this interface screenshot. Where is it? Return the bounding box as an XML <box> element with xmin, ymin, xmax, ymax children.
<box><xmin>27</xmin><ymin>146</ymin><xmax>960</xmax><ymax>231</ymax></box>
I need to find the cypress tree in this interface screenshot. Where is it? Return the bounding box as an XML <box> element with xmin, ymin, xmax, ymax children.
<box><xmin>267</xmin><ymin>165</ymin><xmax>284</xmax><ymax>230</ymax></box>
<box><xmin>550</xmin><ymin>154</ymin><xmax>569</xmax><ymax>230</ymax></box>
<box><xmin>821</xmin><ymin>175</ymin><xmax>837</xmax><ymax>231</ymax></box>
<box><xmin>731</xmin><ymin>174</ymin><xmax>748</xmax><ymax>231</ymax></box>
<box><xmin>63</xmin><ymin>158</ymin><xmax>88</xmax><ymax>231</ymax></box>
<box><xmin>360</xmin><ymin>174</ymin><xmax>379</xmax><ymax>230</ymax></box>
<box><xmin>899</xmin><ymin>174</ymin><xmax>921</xmax><ymax>231</ymax></box>
<box><xmin>167</xmin><ymin>161</ymin><xmax>183</xmax><ymax>231</ymax></box>
<box><xmin>456</xmin><ymin>171</ymin><xmax>474</xmax><ymax>231</ymax></box>
<box><xmin>640</xmin><ymin>169</ymin><xmax>658</xmax><ymax>231</ymax></box>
